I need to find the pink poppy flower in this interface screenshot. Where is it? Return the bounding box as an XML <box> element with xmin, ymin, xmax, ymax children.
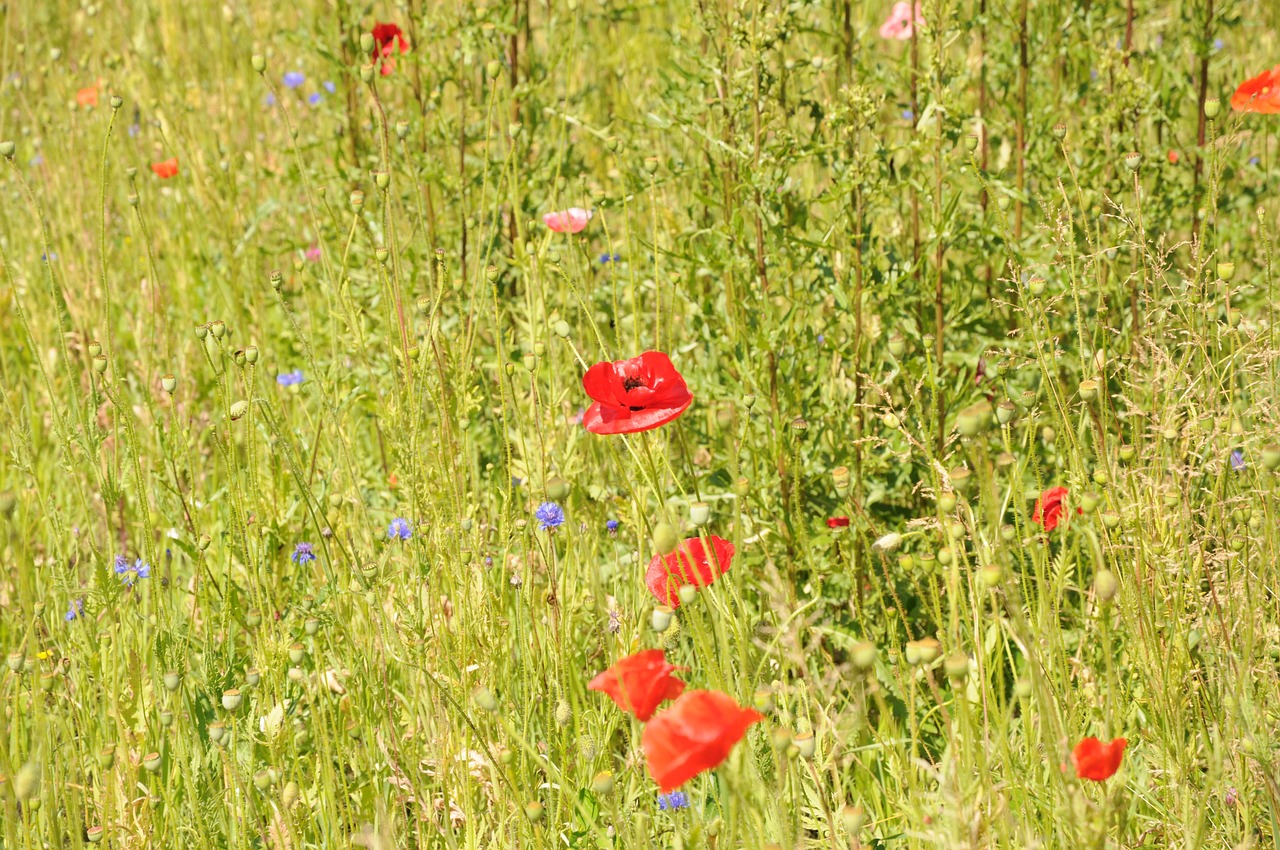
<box><xmin>543</xmin><ymin>208</ymin><xmax>593</xmax><ymax>234</ymax></box>
<box><xmin>879</xmin><ymin>1</ymin><xmax>924</xmax><ymax>40</ymax></box>
<box><xmin>305</xmin><ymin>243</ymin><xmax>322</xmax><ymax>261</ymax></box>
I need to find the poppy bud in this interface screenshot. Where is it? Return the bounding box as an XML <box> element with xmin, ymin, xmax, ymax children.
<box><xmin>251</xmin><ymin>54</ymin><xmax>266</xmax><ymax>74</ymax></box>
<box><xmin>1218</xmin><ymin>261</ymin><xmax>1235</xmax><ymax>281</ymax></box>
<box><xmin>851</xmin><ymin>641</ymin><xmax>877</xmax><ymax>671</ymax></box>
<box><xmin>552</xmin><ymin>319</ymin><xmax>570</xmax><ymax>339</ymax></box>
<box><xmin>222</xmin><ymin>688</ymin><xmax>243</xmax><ymax>711</ymax></box>
<box><xmin>938</xmin><ymin>491</ymin><xmax>956</xmax><ymax>513</ymax></box>
<box><xmin>964</xmin><ymin>133</ymin><xmax>978</xmax><ymax>152</ymax></box>
<box><xmin>689</xmin><ymin>501</ymin><xmax>710</xmax><ymax>526</ymax></box>
<box><xmin>1094</xmin><ymin>569</ymin><xmax>1118</xmax><ymax>602</ymax></box>
<box><xmin>13</xmin><ymin>761</ymin><xmax>40</xmax><ymax>801</ymax></box>
<box><xmin>980</xmin><ymin>563</ymin><xmax>1004</xmax><ymax>587</ymax></box>
<box><xmin>937</xmin><ymin>548</ymin><xmax>953</xmax><ymax>566</ymax></box>
<box><xmin>842</xmin><ymin>805</ymin><xmax>866</xmax><ymax>836</ymax></box>
<box><xmin>360</xmin><ymin>32</ymin><xmax>375</xmax><ymax>53</ymax></box>
<box><xmin>1014</xmin><ymin>677</ymin><xmax>1033</xmax><ymax>698</ymax></box>
<box><xmin>732</xmin><ymin>476</ymin><xmax>750</xmax><ymax>497</ymax></box>
<box><xmin>522</xmin><ymin>352</ymin><xmax>537</xmax><ymax>371</ymax></box>
<box><xmin>882</xmin><ymin>412</ymin><xmax>900</xmax><ymax>429</ymax></box>
<box><xmin>676</xmin><ymin>584</ymin><xmax>698</xmax><ymax>606</ymax></box>
<box><xmin>163</xmin><ymin>670</ymin><xmax>182</xmax><ymax>691</ymax></box>
<box><xmin>473</xmin><ymin>686</ymin><xmax>498</xmax><ymax>713</ymax></box>
<box><xmin>888</xmin><ymin>333</ymin><xmax>906</xmax><ymax>358</ymax></box>
<box><xmin>523</xmin><ymin>801</ymin><xmax>547</xmax><ymax>823</ymax></box>
<box><xmin>230</xmin><ymin>400</ymin><xmax>249</xmax><ymax>420</ymax></box>
<box><xmin>1261</xmin><ymin>444</ymin><xmax>1280</xmax><ymax>470</ymax></box>
<box><xmin>873</xmin><ymin>532</ymin><xmax>902</xmax><ymax>552</ymax></box>
<box><xmin>1079</xmin><ymin>380</ymin><xmax>1098</xmax><ymax>401</ymax></box>
<box><xmin>1080</xmin><ymin>492</ymin><xmax>1100</xmax><ymax>514</ymax></box>
<box><xmin>793</xmin><ymin>731</ymin><xmax>816</xmax><ymax>760</ymax></box>
<box><xmin>651</xmin><ymin>605</ymin><xmax>674</xmax><ymax>632</ymax></box>
<box><xmin>142</xmin><ymin>752</ymin><xmax>162</xmax><ymax>772</ymax></box>
<box><xmin>652</xmin><ymin>521</ymin><xmax>680</xmax><ymax>555</ymax></box>
<box><xmin>1052</xmin><ymin>122</ymin><xmax>1067</xmax><ymax>140</ymax></box>
<box><xmin>92</xmin><ymin>355</ymin><xmax>108</xmax><ymax>374</ymax></box>
<box><xmin>944</xmin><ymin>653</ymin><xmax>970</xmax><ymax>681</ymax></box>
<box><xmin>0</xmin><ymin>140</ymin><xmax>13</xmax><ymax>159</ymax></box>
<box><xmin>753</xmin><ymin>688</ymin><xmax>775</xmax><ymax>713</ymax></box>
<box><xmin>554</xmin><ymin>699</ymin><xmax>572</xmax><ymax>727</ymax></box>
<box><xmin>1027</xmin><ymin>276</ymin><xmax>1046</xmax><ymax>296</ymax></box>
<box><xmin>98</xmin><ymin>746</ymin><xmax>115</xmax><ymax>770</ymax></box>
<box><xmin>282</xmin><ymin>781</ymin><xmax>300</xmax><ymax>809</ymax></box>
<box><xmin>1123</xmin><ymin>151</ymin><xmax>1141</xmax><ymax>171</ymax></box>
<box><xmin>253</xmin><ymin>769</ymin><xmax>272</xmax><ymax>791</ymax></box>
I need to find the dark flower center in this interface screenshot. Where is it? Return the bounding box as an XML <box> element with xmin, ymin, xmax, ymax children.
<box><xmin>622</xmin><ymin>376</ymin><xmax>645</xmax><ymax>392</ymax></box>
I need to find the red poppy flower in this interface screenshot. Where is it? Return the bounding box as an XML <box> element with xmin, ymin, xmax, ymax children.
<box><xmin>1232</xmin><ymin>66</ymin><xmax>1280</xmax><ymax>114</ymax></box>
<box><xmin>1071</xmin><ymin>736</ymin><xmax>1127</xmax><ymax>781</ymax></box>
<box><xmin>371</xmin><ymin>23</ymin><xmax>409</xmax><ymax>76</ymax></box>
<box><xmin>1167</xmin><ymin>150</ymin><xmax>1180</xmax><ymax>164</ymax></box>
<box><xmin>1032</xmin><ymin>486</ymin><xmax>1069</xmax><ymax>532</ymax></box>
<box><xmin>581</xmin><ymin>351</ymin><xmax>693</xmax><ymax>435</ymax></box>
<box><xmin>587</xmin><ymin>649</ymin><xmax>686</xmax><ymax>722</ymax></box>
<box><xmin>645</xmin><ymin>536</ymin><xmax>734</xmax><ymax>608</ymax></box>
<box><xmin>642</xmin><ymin>690</ymin><xmax>764</xmax><ymax>792</ymax></box>
<box><xmin>150</xmin><ymin>157</ymin><xmax>179</xmax><ymax>179</ymax></box>
<box><xmin>77</xmin><ymin>87</ymin><xmax>99</xmax><ymax>108</ymax></box>
<box><xmin>826</xmin><ymin>516</ymin><xmax>850</xmax><ymax>528</ymax></box>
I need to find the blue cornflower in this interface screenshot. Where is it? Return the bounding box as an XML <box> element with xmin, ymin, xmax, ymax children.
<box><xmin>292</xmin><ymin>542</ymin><xmax>316</xmax><ymax>564</ymax></box>
<box><xmin>128</xmin><ymin>123</ymin><xmax>139</xmax><ymax>138</ymax></box>
<box><xmin>902</xmin><ymin>109</ymin><xmax>914</xmax><ymax>121</ymax></box>
<box><xmin>308</xmin><ymin>92</ymin><xmax>322</xmax><ymax>106</ymax></box>
<box><xmin>817</xmin><ymin>334</ymin><xmax>825</xmax><ymax>344</ymax></box>
<box><xmin>65</xmin><ymin>598</ymin><xmax>84</xmax><ymax>621</ymax></box>
<box><xmin>606</xmin><ymin>519</ymin><xmax>619</xmax><ymax>535</ymax></box>
<box><xmin>277</xmin><ymin>369</ymin><xmax>304</xmax><ymax>387</ymax></box>
<box><xmin>41</xmin><ymin>252</ymin><xmax>57</xmax><ymax>262</ymax></box>
<box><xmin>599</xmin><ymin>253</ymin><xmax>621</xmax><ymax>265</ymax></box>
<box><xmin>323</xmin><ymin>80</ymin><xmax>336</xmax><ymax>94</ymax></box>
<box><xmin>1250</xmin><ymin>157</ymin><xmax>1260</xmax><ymax>166</ymax></box>
<box><xmin>388</xmin><ymin>517</ymin><xmax>413</xmax><ymax>540</ymax></box>
<box><xmin>30</xmin><ymin>155</ymin><xmax>43</xmax><ymax>166</ymax></box>
<box><xmin>657</xmin><ymin>791</ymin><xmax>689</xmax><ymax>811</ymax></box>
<box><xmin>1231</xmin><ymin>450</ymin><xmax>1245</xmax><ymax>471</ymax></box>
<box><xmin>1213</xmin><ymin>38</ymin><xmax>1224</xmax><ymax>51</ymax></box>
<box><xmin>265</xmin><ymin>92</ymin><xmax>277</xmax><ymax>107</ymax></box>
<box><xmin>535</xmin><ymin>502</ymin><xmax>565</xmax><ymax>531</ymax></box>
<box><xmin>283</xmin><ymin>71</ymin><xmax>306</xmax><ymax>89</ymax></box>
<box><xmin>115</xmin><ymin>556</ymin><xmax>151</xmax><ymax>586</ymax></box>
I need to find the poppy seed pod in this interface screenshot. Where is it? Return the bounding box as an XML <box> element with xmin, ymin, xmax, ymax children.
<box><xmin>1027</xmin><ymin>276</ymin><xmax>1046</xmax><ymax>296</ymax></box>
<box><xmin>0</xmin><ymin>140</ymin><xmax>15</xmax><ymax>158</ymax></box>
<box><xmin>752</xmin><ymin>688</ymin><xmax>775</xmax><ymax>713</ymax></box>
<box><xmin>6</xmin><ymin>650</ymin><xmax>23</xmax><ymax>672</ymax></box>
<box><xmin>395</xmin><ymin>120</ymin><xmax>410</xmax><ymax>140</ymax></box>
<box><xmin>944</xmin><ymin>653</ymin><xmax>970</xmax><ymax>681</ymax></box>
<box><xmin>689</xmin><ymin>501</ymin><xmax>710</xmax><ymax>526</ymax></box>
<box><xmin>852</xmin><ymin>641</ymin><xmax>877</xmax><ymax>671</ymax></box>
<box><xmin>288</xmin><ymin>643</ymin><xmax>306</xmax><ymax>664</ymax></box>
<box><xmin>793</xmin><ymin>731</ymin><xmax>816</xmax><ymax>760</ymax></box>
<box><xmin>360</xmin><ymin>32</ymin><xmax>375</xmax><ymax>53</ymax></box>
<box><xmin>1218</xmin><ymin>261</ymin><xmax>1236</xmax><ymax>281</ymax></box>
<box><xmin>1052</xmin><ymin>122</ymin><xmax>1067</xmax><ymax>140</ymax></box>
<box><xmin>525</xmin><ymin>801</ymin><xmax>545</xmax><ymax>823</ymax></box>
<box><xmin>552</xmin><ymin>319</ymin><xmax>571</xmax><ymax>338</ymax></box>
<box><xmin>246</xmin><ymin>669</ymin><xmax>260</xmax><ymax>687</ymax></box>
<box><xmin>161</xmin><ymin>374</ymin><xmax>177</xmax><ymax>393</ymax></box>
<box><xmin>163</xmin><ymin>671</ymin><xmax>181</xmax><ymax>691</ymax></box>
<box><xmin>842</xmin><ymin>805</ymin><xmax>866</xmax><ymax>836</ymax></box>
<box><xmin>1124</xmin><ymin>151</ymin><xmax>1141</xmax><ymax>171</ymax></box>
<box><xmin>677</xmin><ymin>584</ymin><xmax>698</xmax><ymax>606</ymax></box>
<box><xmin>222</xmin><ymin>688</ymin><xmax>243</xmax><ymax>711</ymax></box>
<box><xmin>304</xmin><ymin>617</ymin><xmax>320</xmax><ymax>635</ymax></box>
<box><xmin>591</xmin><ymin>770</ymin><xmax>615</xmax><ymax>796</ymax></box>
<box><xmin>486</xmin><ymin>59</ymin><xmax>502</xmax><ymax>78</ymax></box>
<box><xmin>888</xmin><ymin>333</ymin><xmax>906</xmax><ymax>358</ymax></box>
<box><xmin>251</xmin><ymin>54</ymin><xmax>266</xmax><ymax>73</ymax></box>
<box><xmin>1080</xmin><ymin>492</ymin><xmax>1101</xmax><ymax>514</ymax></box>
<box><xmin>1094</xmin><ymin>569</ymin><xmax>1118</xmax><ymax>602</ymax></box>
<box><xmin>980</xmin><ymin>564</ymin><xmax>1004</xmax><ymax>587</ymax></box>
<box><xmin>350</xmin><ymin>190</ymin><xmax>365</xmax><ymax>210</ymax></box>
<box><xmin>882</xmin><ymin>411</ymin><xmax>901</xmax><ymax>429</ymax></box>
<box><xmin>905</xmin><ymin>638</ymin><xmax>941</xmax><ymax>666</ymax></box>
<box><xmin>199</xmin><ymin>534</ymin><xmax>212</xmax><ymax>551</ymax></box>
<box><xmin>473</xmin><ymin>686</ymin><xmax>498</xmax><ymax>713</ymax></box>
<box><xmin>210</xmin><ymin>320</ymin><xmax>226</xmax><ymax>339</ymax></box>
<box><xmin>732</xmin><ymin>476</ymin><xmax>750</xmax><ymax>497</ymax></box>
<box><xmin>92</xmin><ymin>355</ymin><xmax>108</xmax><ymax>374</ymax></box>
<box><xmin>996</xmin><ymin>400</ymin><xmax>1017</xmax><ymax>425</ymax></box>
<box><xmin>88</xmin><ymin>339</ymin><xmax>103</xmax><ymax>357</ymax></box>
<box><xmin>938</xmin><ymin>491</ymin><xmax>957</xmax><ymax>513</ymax></box>
<box><xmin>964</xmin><ymin>133</ymin><xmax>978</xmax><ymax>152</ymax></box>
<box><xmin>1205</xmin><ymin>98</ymin><xmax>1220</xmax><ymax>119</ymax></box>
<box><xmin>832</xmin><ymin>465</ymin><xmax>851</xmax><ymax>495</ymax></box>
<box><xmin>360</xmin><ymin>63</ymin><xmax>375</xmax><ymax>83</ymax></box>
<box><xmin>955</xmin><ymin>400</ymin><xmax>992</xmax><ymax>436</ymax></box>
<box><xmin>546</xmin><ymin>476</ymin><xmax>570</xmax><ymax>500</ymax></box>
<box><xmin>1079</xmin><ymin>380</ymin><xmax>1098</xmax><ymax>401</ymax></box>
<box><xmin>1261</xmin><ymin>444</ymin><xmax>1280</xmax><ymax>470</ymax></box>
<box><xmin>98</xmin><ymin>746</ymin><xmax>115</xmax><ymax>770</ymax></box>
<box><xmin>194</xmin><ymin>324</ymin><xmax>208</xmax><ymax>340</ymax></box>
<box><xmin>1100</xmin><ymin>510</ymin><xmax>1120</xmax><ymax>529</ymax></box>
<box><xmin>651</xmin><ymin>605</ymin><xmax>674</xmax><ymax>632</ymax></box>
<box><xmin>936</xmin><ymin>548</ymin><xmax>953</xmax><ymax>566</ymax></box>
<box><xmin>142</xmin><ymin>752</ymin><xmax>162</xmax><ymax>772</ymax></box>
<box><xmin>245</xmin><ymin>346</ymin><xmax>258</xmax><ymax>364</ymax></box>
<box><xmin>110</xmin><ymin>94</ymin><xmax>123</xmax><ymax>110</ymax></box>
<box><xmin>652</xmin><ymin>522</ymin><xmax>680</xmax><ymax>556</ymax></box>
<box><xmin>374</xmin><ymin>171</ymin><xmax>390</xmax><ymax>191</ymax></box>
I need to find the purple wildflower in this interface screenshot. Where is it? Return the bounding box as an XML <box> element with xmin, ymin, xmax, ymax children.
<box><xmin>292</xmin><ymin>542</ymin><xmax>316</xmax><ymax>565</ymax></box>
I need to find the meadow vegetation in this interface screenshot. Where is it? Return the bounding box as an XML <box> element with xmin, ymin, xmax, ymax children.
<box><xmin>3</xmin><ymin>0</ymin><xmax>1280</xmax><ymax>847</ymax></box>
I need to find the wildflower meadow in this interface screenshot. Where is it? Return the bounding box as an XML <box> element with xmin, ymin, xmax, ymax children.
<box><xmin>3</xmin><ymin>1</ymin><xmax>1280</xmax><ymax>847</ymax></box>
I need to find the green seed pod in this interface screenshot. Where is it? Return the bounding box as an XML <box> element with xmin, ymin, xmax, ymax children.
<box><xmin>1092</xmin><ymin>469</ymin><xmax>1108</xmax><ymax>486</ymax></box>
<box><xmin>1027</xmin><ymin>277</ymin><xmax>1046</xmax><ymax>296</ymax></box>
<box><xmin>161</xmin><ymin>374</ymin><xmax>177</xmax><ymax>393</ymax></box>
<box><xmin>230</xmin><ymin>400</ymin><xmax>249</xmax><ymax>420</ymax></box>
<box><xmin>1101</xmin><ymin>510</ymin><xmax>1120</xmax><ymax>529</ymax></box>
<box><xmin>1123</xmin><ymin>151</ymin><xmax>1141</xmax><ymax>171</ymax></box>
<box><xmin>842</xmin><ymin>805</ymin><xmax>866</xmax><ymax>836</ymax></box>
<box><xmin>159</xmin><ymin>710</ymin><xmax>174</xmax><ymax>727</ymax></box>
<box><xmin>92</xmin><ymin>355</ymin><xmax>108</xmax><ymax>374</ymax></box>
<box><xmin>887</xmin><ymin>333</ymin><xmax>906</xmax><ymax>358</ymax></box>
<box><xmin>473</xmin><ymin>686</ymin><xmax>498</xmax><ymax>713</ymax></box>
<box><xmin>251</xmin><ymin>54</ymin><xmax>266</xmax><ymax>74</ymax></box>
<box><xmin>1079</xmin><ymin>380</ymin><xmax>1098</xmax><ymax>402</ymax></box>
<box><xmin>288</xmin><ymin>643</ymin><xmax>306</xmax><ymax>664</ymax></box>
<box><xmin>1080</xmin><ymin>492</ymin><xmax>1100</xmax><ymax>514</ymax></box>
<box><xmin>525</xmin><ymin>801</ymin><xmax>545</xmax><ymax>823</ymax></box>
<box><xmin>652</xmin><ymin>521</ymin><xmax>680</xmax><ymax>555</ymax></box>
<box><xmin>210</xmin><ymin>320</ymin><xmax>226</xmax><ymax>339</ymax></box>
<box><xmin>0</xmin><ymin>141</ymin><xmax>15</xmax><ymax>159</ymax></box>
<box><xmin>677</xmin><ymin>584</ymin><xmax>697</xmax><ymax>606</ymax></box>
<box><xmin>996</xmin><ymin>400</ymin><xmax>1017</xmax><ymax>425</ymax></box>
<box><xmin>689</xmin><ymin>501</ymin><xmax>710</xmax><ymax>527</ymax></box>
<box><xmin>110</xmin><ymin>94</ymin><xmax>123</xmax><ymax>110</ymax></box>
<box><xmin>98</xmin><ymin>747</ymin><xmax>116</xmax><ymax>770</ymax></box>
<box><xmin>955</xmin><ymin>401</ymin><xmax>991</xmax><ymax>436</ymax></box>
<box><xmin>882</xmin><ymin>411</ymin><xmax>900</xmax><ymax>429</ymax></box>
<box><xmin>793</xmin><ymin>731</ymin><xmax>816</xmax><ymax>760</ymax></box>
<box><xmin>360</xmin><ymin>32</ymin><xmax>375</xmax><ymax>53</ymax></box>
<box><xmin>980</xmin><ymin>564</ymin><xmax>1004</xmax><ymax>587</ymax></box>
<box><xmin>546</xmin><ymin>476</ymin><xmax>571</xmax><ymax>500</ymax></box>
<box><xmin>522</xmin><ymin>352</ymin><xmax>537</xmax><ymax>371</ymax></box>
<box><xmin>752</xmin><ymin>688</ymin><xmax>775</xmax><ymax>713</ymax></box>
<box><xmin>947</xmin><ymin>521</ymin><xmax>965</xmax><ymax>541</ymax></box>
<box><xmin>87</xmin><ymin>827</ymin><xmax>105</xmax><ymax>844</ymax></box>
<box><xmin>287</xmin><ymin>666</ymin><xmax>304</xmax><ymax>683</ymax></box>
<box><xmin>222</xmin><ymin>688</ymin><xmax>242</xmax><ymax>711</ymax></box>
<box><xmin>832</xmin><ymin>465</ymin><xmax>851</xmax><ymax>495</ymax></box>
<box><xmin>142</xmin><ymin>752</ymin><xmax>162</xmax><ymax>772</ymax></box>
<box><xmin>552</xmin><ymin>319</ymin><xmax>571</xmax><ymax>339</ymax></box>
<box><xmin>1094</xmin><ymin>569</ymin><xmax>1118</xmax><ymax>602</ymax></box>
<box><xmin>360</xmin><ymin>63</ymin><xmax>374</xmax><ymax>84</ymax></box>
<box><xmin>253</xmin><ymin>769</ymin><xmax>272</xmax><ymax>791</ymax></box>
<box><xmin>651</xmin><ymin>605</ymin><xmax>674</xmax><ymax>632</ymax></box>
<box><xmin>233</xmin><ymin>349</ymin><xmax>247</xmax><ymax>367</ymax></box>
<box><xmin>246</xmin><ymin>668</ymin><xmax>261</xmax><ymax>687</ymax></box>
<box><xmin>304</xmin><ymin>617</ymin><xmax>320</xmax><ymax>636</ymax></box>
<box><xmin>999</xmin><ymin>524</ymin><xmax>1015</xmax><ymax>541</ymax></box>
<box><xmin>486</xmin><ymin>59</ymin><xmax>502</xmax><ymax>78</ymax></box>
<box><xmin>1218</xmin><ymin>261</ymin><xmax>1236</xmax><ymax>282</ymax></box>
<box><xmin>905</xmin><ymin>637</ymin><xmax>940</xmax><ymax>665</ymax></box>
<box><xmin>1013</xmin><ymin>677</ymin><xmax>1033</xmax><ymax>699</ymax></box>
<box><xmin>199</xmin><ymin>534</ymin><xmax>212</xmax><ymax>551</ymax></box>
<box><xmin>163</xmin><ymin>671</ymin><xmax>181</xmax><ymax>691</ymax></box>
<box><xmin>732</xmin><ymin>476</ymin><xmax>750</xmax><ymax>497</ymax></box>
<box><xmin>1204</xmin><ymin>98</ymin><xmax>1220</xmax><ymax>119</ymax></box>
<box><xmin>1119</xmin><ymin>444</ymin><xmax>1136</xmax><ymax>462</ymax></box>
<box><xmin>374</xmin><ymin>171</ymin><xmax>390</xmax><ymax>190</ymax></box>
<box><xmin>591</xmin><ymin>770</ymin><xmax>615</xmax><ymax>796</ymax></box>
<box><xmin>244</xmin><ymin>346</ymin><xmax>258</xmax><ymax>364</ymax></box>
<box><xmin>395</xmin><ymin>120</ymin><xmax>410</xmax><ymax>140</ymax></box>
<box><xmin>944</xmin><ymin>652</ymin><xmax>970</xmax><ymax>681</ymax></box>
<box><xmin>194</xmin><ymin>324</ymin><xmax>208</xmax><ymax>340</ymax></box>
<box><xmin>964</xmin><ymin>133</ymin><xmax>978</xmax><ymax>152</ymax></box>
<box><xmin>936</xmin><ymin>547</ymin><xmax>953</xmax><ymax>566</ymax></box>
<box><xmin>6</xmin><ymin>650</ymin><xmax>23</xmax><ymax>672</ymax></box>
<box><xmin>1261</xmin><ymin>444</ymin><xmax>1280</xmax><ymax>470</ymax></box>
<box><xmin>938</xmin><ymin>491</ymin><xmax>957</xmax><ymax>513</ymax></box>
<box><xmin>1052</xmin><ymin>122</ymin><xmax>1067</xmax><ymax>140</ymax></box>
<box><xmin>208</xmin><ymin>722</ymin><xmax>226</xmax><ymax>742</ymax></box>
<box><xmin>851</xmin><ymin>641</ymin><xmax>877</xmax><ymax>671</ymax></box>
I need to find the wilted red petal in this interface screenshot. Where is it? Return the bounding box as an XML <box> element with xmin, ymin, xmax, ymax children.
<box><xmin>581</xmin><ymin>351</ymin><xmax>692</xmax><ymax>435</ymax></box>
<box><xmin>642</xmin><ymin>690</ymin><xmax>763</xmax><ymax>792</ymax></box>
<box><xmin>826</xmin><ymin>516</ymin><xmax>850</xmax><ymax>528</ymax></box>
<box><xmin>645</xmin><ymin>536</ymin><xmax>734</xmax><ymax>608</ymax></box>
<box><xmin>1071</xmin><ymin>736</ymin><xmax>1127</xmax><ymax>781</ymax></box>
<box><xmin>587</xmin><ymin>649</ymin><xmax>686</xmax><ymax>722</ymax></box>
